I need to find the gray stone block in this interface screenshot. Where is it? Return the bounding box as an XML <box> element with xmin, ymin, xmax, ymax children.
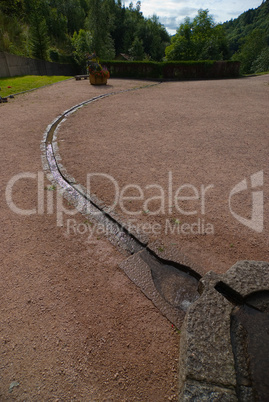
<box><xmin>178</xmin><ymin>261</ymin><xmax>269</xmax><ymax>401</ymax></box>
<box><xmin>179</xmin><ymin>380</ymin><xmax>237</xmax><ymax>401</ymax></box>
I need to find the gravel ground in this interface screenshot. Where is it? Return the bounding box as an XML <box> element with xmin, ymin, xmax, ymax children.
<box><xmin>58</xmin><ymin>75</ymin><xmax>269</xmax><ymax>275</ymax></box>
<box><xmin>0</xmin><ymin>78</ymin><xmax>179</xmax><ymax>401</ymax></box>
<box><xmin>1</xmin><ymin>75</ymin><xmax>268</xmax><ymax>400</ymax></box>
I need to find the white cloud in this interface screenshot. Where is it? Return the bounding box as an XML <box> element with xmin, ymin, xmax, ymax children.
<box><xmin>137</xmin><ymin>0</ymin><xmax>263</xmax><ymax>34</ymax></box>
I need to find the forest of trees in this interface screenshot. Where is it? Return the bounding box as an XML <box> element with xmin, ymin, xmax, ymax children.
<box><xmin>0</xmin><ymin>0</ymin><xmax>170</xmax><ymax>65</ymax></box>
<box><xmin>0</xmin><ymin>0</ymin><xmax>268</xmax><ymax>74</ymax></box>
<box><xmin>223</xmin><ymin>0</ymin><xmax>269</xmax><ymax>73</ymax></box>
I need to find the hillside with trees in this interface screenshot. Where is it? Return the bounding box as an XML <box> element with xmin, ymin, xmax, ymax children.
<box><xmin>223</xmin><ymin>0</ymin><xmax>269</xmax><ymax>73</ymax></box>
<box><xmin>0</xmin><ymin>0</ymin><xmax>268</xmax><ymax>74</ymax></box>
<box><xmin>0</xmin><ymin>0</ymin><xmax>170</xmax><ymax>66</ymax></box>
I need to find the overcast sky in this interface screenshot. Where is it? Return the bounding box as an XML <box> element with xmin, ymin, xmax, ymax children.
<box><xmin>129</xmin><ymin>0</ymin><xmax>263</xmax><ymax>35</ymax></box>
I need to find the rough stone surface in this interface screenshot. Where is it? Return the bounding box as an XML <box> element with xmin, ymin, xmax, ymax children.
<box><xmin>119</xmin><ymin>251</ymin><xmax>186</xmax><ymax>329</ymax></box>
<box><xmin>178</xmin><ymin>261</ymin><xmax>269</xmax><ymax>401</ymax></box>
<box><xmin>222</xmin><ymin>260</ymin><xmax>269</xmax><ymax>297</ymax></box>
<box><xmin>179</xmin><ymin>381</ymin><xmax>237</xmax><ymax>401</ymax></box>
<box><xmin>179</xmin><ymin>272</ymin><xmax>236</xmax><ymax>389</ymax></box>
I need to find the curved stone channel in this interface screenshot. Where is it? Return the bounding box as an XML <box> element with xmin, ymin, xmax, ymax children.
<box><xmin>41</xmin><ymin>83</ymin><xmax>201</xmax><ymax>328</ymax></box>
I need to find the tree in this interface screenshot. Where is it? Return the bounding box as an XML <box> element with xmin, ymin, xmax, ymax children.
<box><xmin>252</xmin><ymin>47</ymin><xmax>269</xmax><ymax>73</ymax></box>
<box><xmin>0</xmin><ymin>0</ymin><xmax>24</xmax><ymax>17</ymax></box>
<box><xmin>165</xmin><ymin>17</ymin><xmax>195</xmax><ymax>60</ymax></box>
<box><xmin>0</xmin><ymin>0</ymin><xmax>171</xmax><ymax>62</ymax></box>
<box><xmin>27</xmin><ymin>0</ymin><xmax>50</xmax><ymax>59</ymax></box>
<box><xmin>137</xmin><ymin>15</ymin><xmax>170</xmax><ymax>61</ymax></box>
<box><xmin>232</xmin><ymin>28</ymin><xmax>268</xmax><ymax>73</ymax></box>
<box><xmin>0</xmin><ymin>4</ymin><xmax>26</xmax><ymax>54</ymax></box>
<box><xmin>47</xmin><ymin>7</ymin><xmax>68</xmax><ymax>43</ymax></box>
<box><xmin>223</xmin><ymin>0</ymin><xmax>269</xmax><ymax>59</ymax></box>
<box><xmin>71</xmin><ymin>29</ymin><xmax>93</xmax><ymax>68</ymax></box>
<box><xmin>129</xmin><ymin>36</ymin><xmax>144</xmax><ymax>60</ymax></box>
<box><xmin>121</xmin><ymin>1</ymin><xmax>144</xmax><ymax>54</ymax></box>
<box><xmin>109</xmin><ymin>0</ymin><xmax>126</xmax><ymax>55</ymax></box>
<box><xmin>29</xmin><ymin>15</ymin><xmax>49</xmax><ymax>59</ymax></box>
<box><xmin>63</xmin><ymin>0</ymin><xmax>87</xmax><ymax>35</ymax></box>
<box><xmin>165</xmin><ymin>9</ymin><xmax>228</xmax><ymax>61</ymax></box>
<box><xmin>86</xmin><ymin>0</ymin><xmax>115</xmax><ymax>59</ymax></box>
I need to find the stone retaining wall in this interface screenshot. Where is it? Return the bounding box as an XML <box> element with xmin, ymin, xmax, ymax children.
<box><xmin>0</xmin><ymin>52</ymin><xmax>76</xmax><ymax>77</ymax></box>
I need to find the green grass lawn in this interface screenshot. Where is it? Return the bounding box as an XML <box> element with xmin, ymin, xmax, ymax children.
<box><xmin>0</xmin><ymin>75</ymin><xmax>72</xmax><ymax>97</ymax></box>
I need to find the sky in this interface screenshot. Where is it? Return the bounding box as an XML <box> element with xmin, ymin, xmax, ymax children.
<box><xmin>127</xmin><ymin>0</ymin><xmax>264</xmax><ymax>35</ymax></box>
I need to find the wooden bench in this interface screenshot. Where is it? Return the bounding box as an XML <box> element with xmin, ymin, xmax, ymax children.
<box><xmin>75</xmin><ymin>75</ymin><xmax>88</xmax><ymax>81</ymax></box>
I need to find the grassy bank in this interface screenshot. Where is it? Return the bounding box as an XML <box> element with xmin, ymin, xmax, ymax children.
<box><xmin>0</xmin><ymin>75</ymin><xmax>72</xmax><ymax>97</ymax></box>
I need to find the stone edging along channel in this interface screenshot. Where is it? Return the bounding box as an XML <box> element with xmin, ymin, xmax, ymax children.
<box><xmin>40</xmin><ymin>81</ymin><xmax>203</xmax><ymax>329</ymax></box>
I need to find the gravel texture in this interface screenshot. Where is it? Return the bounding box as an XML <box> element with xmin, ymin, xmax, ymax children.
<box><xmin>1</xmin><ymin>75</ymin><xmax>268</xmax><ymax>400</ymax></box>
<box><xmin>58</xmin><ymin>75</ymin><xmax>269</xmax><ymax>275</ymax></box>
<box><xmin>1</xmin><ymin>78</ymin><xmax>179</xmax><ymax>401</ymax></box>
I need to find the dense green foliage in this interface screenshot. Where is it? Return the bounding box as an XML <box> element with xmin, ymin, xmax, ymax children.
<box><xmin>0</xmin><ymin>0</ymin><xmax>170</xmax><ymax>66</ymax></box>
<box><xmin>165</xmin><ymin>10</ymin><xmax>229</xmax><ymax>61</ymax></box>
<box><xmin>223</xmin><ymin>0</ymin><xmax>269</xmax><ymax>73</ymax></box>
<box><xmin>0</xmin><ymin>0</ymin><xmax>268</xmax><ymax>74</ymax></box>
<box><xmin>165</xmin><ymin>3</ymin><xmax>269</xmax><ymax>74</ymax></box>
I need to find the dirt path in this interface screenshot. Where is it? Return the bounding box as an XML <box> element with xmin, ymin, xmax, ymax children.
<box><xmin>0</xmin><ymin>79</ymin><xmax>179</xmax><ymax>401</ymax></box>
<box><xmin>58</xmin><ymin>75</ymin><xmax>269</xmax><ymax>275</ymax></box>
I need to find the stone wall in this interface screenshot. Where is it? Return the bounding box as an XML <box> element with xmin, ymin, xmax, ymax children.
<box><xmin>0</xmin><ymin>52</ymin><xmax>76</xmax><ymax>77</ymax></box>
